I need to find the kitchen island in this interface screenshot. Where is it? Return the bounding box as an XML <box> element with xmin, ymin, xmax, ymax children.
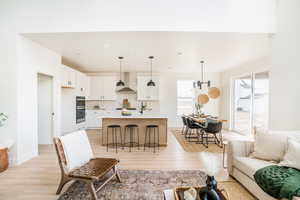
<box><xmin>101</xmin><ymin>114</ymin><xmax>168</xmax><ymax>146</ymax></box>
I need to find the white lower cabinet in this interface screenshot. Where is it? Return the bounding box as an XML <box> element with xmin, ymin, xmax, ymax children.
<box><xmin>86</xmin><ymin>110</ymin><xmax>116</xmax><ymax>129</ymax></box>
<box><xmin>87</xmin><ymin>110</ymin><xmax>102</xmax><ymax>128</ymax></box>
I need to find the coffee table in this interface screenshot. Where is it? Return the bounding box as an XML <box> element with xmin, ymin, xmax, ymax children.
<box><xmin>164</xmin><ymin>186</ymin><xmax>228</xmax><ymax>200</ymax></box>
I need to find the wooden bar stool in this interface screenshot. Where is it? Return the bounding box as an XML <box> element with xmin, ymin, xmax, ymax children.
<box><xmin>107</xmin><ymin>125</ymin><xmax>122</xmax><ymax>153</ymax></box>
<box><xmin>144</xmin><ymin>125</ymin><xmax>159</xmax><ymax>153</ymax></box>
<box><xmin>124</xmin><ymin>124</ymin><xmax>139</xmax><ymax>152</ymax></box>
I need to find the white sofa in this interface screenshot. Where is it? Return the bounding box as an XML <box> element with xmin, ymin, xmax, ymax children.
<box><xmin>227</xmin><ymin>140</ymin><xmax>300</xmax><ymax>200</ymax></box>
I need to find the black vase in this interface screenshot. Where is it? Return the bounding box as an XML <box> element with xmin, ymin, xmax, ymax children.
<box><xmin>199</xmin><ymin>176</ymin><xmax>221</xmax><ymax>200</ymax></box>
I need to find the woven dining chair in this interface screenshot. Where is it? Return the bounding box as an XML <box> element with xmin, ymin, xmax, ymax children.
<box><xmin>53</xmin><ymin>130</ymin><xmax>121</xmax><ymax>200</ymax></box>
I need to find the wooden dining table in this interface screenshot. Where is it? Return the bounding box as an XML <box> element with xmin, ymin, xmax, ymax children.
<box><xmin>189</xmin><ymin>116</ymin><xmax>228</xmax><ymax>124</ymax></box>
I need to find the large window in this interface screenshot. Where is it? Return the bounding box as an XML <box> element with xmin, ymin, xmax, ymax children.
<box><xmin>232</xmin><ymin>71</ymin><xmax>269</xmax><ymax>135</ymax></box>
<box><xmin>177</xmin><ymin>80</ymin><xmax>195</xmax><ymax>115</ymax></box>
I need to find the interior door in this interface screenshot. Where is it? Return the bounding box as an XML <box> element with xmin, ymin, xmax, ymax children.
<box><xmin>38</xmin><ymin>74</ymin><xmax>53</xmax><ymax>145</ymax></box>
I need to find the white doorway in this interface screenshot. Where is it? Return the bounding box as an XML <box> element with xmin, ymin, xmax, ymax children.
<box><xmin>37</xmin><ymin>73</ymin><xmax>54</xmax><ymax>151</ymax></box>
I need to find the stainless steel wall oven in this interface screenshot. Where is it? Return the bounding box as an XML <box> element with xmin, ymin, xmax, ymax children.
<box><xmin>76</xmin><ymin>96</ymin><xmax>86</xmax><ymax>123</ymax></box>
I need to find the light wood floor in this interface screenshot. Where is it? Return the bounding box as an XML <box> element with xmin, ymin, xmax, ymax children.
<box><xmin>0</xmin><ymin>129</ymin><xmax>255</xmax><ymax>200</ymax></box>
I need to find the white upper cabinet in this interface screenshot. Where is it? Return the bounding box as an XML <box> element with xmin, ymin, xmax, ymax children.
<box><xmin>137</xmin><ymin>76</ymin><xmax>159</xmax><ymax>100</ymax></box>
<box><xmin>88</xmin><ymin>76</ymin><xmax>117</xmax><ymax>100</ymax></box>
<box><xmin>61</xmin><ymin>65</ymin><xmax>76</xmax><ymax>88</ymax></box>
<box><xmin>76</xmin><ymin>71</ymin><xmax>89</xmax><ymax>97</ymax></box>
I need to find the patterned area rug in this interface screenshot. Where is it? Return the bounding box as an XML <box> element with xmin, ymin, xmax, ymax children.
<box><xmin>58</xmin><ymin>169</ymin><xmax>206</xmax><ymax>200</ymax></box>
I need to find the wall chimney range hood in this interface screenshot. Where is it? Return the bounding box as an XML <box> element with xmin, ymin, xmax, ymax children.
<box><xmin>116</xmin><ymin>72</ymin><xmax>136</xmax><ymax>93</ymax></box>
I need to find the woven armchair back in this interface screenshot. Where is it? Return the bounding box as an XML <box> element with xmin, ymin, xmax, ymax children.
<box><xmin>53</xmin><ymin>137</ymin><xmax>69</xmax><ymax>174</ymax></box>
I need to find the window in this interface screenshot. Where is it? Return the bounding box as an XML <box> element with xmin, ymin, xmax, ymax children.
<box><xmin>177</xmin><ymin>80</ymin><xmax>195</xmax><ymax>115</ymax></box>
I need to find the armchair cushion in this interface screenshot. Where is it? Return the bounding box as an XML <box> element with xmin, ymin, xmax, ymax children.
<box><xmin>69</xmin><ymin>158</ymin><xmax>119</xmax><ymax>180</ymax></box>
<box><xmin>60</xmin><ymin>130</ymin><xmax>94</xmax><ymax>171</ymax></box>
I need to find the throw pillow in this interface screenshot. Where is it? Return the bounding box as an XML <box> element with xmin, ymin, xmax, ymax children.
<box><xmin>252</xmin><ymin>130</ymin><xmax>300</xmax><ymax>162</ymax></box>
<box><xmin>279</xmin><ymin>139</ymin><xmax>300</xmax><ymax>170</ymax></box>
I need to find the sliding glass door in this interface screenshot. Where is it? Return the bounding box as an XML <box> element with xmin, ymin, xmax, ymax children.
<box><xmin>232</xmin><ymin>74</ymin><xmax>253</xmax><ymax>135</ymax></box>
<box><xmin>253</xmin><ymin>72</ymin><xmax>269</xmax><ymax>131</ymax></box>
<box><xmin>232</xmin><ymin>72</ymin><xmax>269</xmax><ymax>135</ymax></box>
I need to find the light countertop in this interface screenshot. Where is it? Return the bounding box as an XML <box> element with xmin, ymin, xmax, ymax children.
<box><xmin>99</xmin><ymin>114</ymin><xmax>168</xmax><ymax>119</ymax></box>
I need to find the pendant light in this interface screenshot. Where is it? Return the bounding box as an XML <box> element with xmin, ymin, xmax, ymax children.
<box><xmin>193</xmin><ymin>61</ymin><xmax>211</xmax><ymax>89</ymax></box>
<box><xmin>147</xmin><ymin>56</ymin><xmax>155</xmax><ymax>87</ymax></box>
<box><xmin>116</xmin><ymin>56</ymin><xmax>125</xmax><ymax>87</ymax></box>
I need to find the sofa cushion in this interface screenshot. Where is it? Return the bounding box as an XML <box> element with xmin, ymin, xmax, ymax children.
<box><xmin>252</xmin><ymin>130</ymin><xmax>300</xmax><ymax>162</ymax></box>
<box><xmin>279</xmin><ymin>139</ymin><xmax>300</xmax><ymax>170</ymax></box>
<box><xmin>233</xmin><ymin>156</ymin><xmax>275</xmax><ymax>180</ymax></box>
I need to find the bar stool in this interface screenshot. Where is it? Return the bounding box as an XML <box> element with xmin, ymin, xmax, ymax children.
<box><xmin>144</xmin><ymin>125</ymin><xmax>159</xmax><ymax>153</ymax></box>
<box><xmin>106</xmin><ymin>125</ymin><xmax>122</xmax><ymax>153</ymax></box>
<box><xmin>123</xmin><ymin>124</ymin><xmax>139</xmax><ymax>152</ymax></box>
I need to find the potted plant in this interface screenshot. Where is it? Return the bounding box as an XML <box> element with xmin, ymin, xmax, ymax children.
<box><xmin>0</xmin><ymin>113</ymin><xmax>8</xmax><ymax>127</ymax></box>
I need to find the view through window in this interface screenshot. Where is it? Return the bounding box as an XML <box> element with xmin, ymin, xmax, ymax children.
<box><xmin>232</xmin><ymin>71</ymin><xmax>269</xmax><ymax>135</ymax></box>
<box><xmin>177</xmin><ymin>80</ymin><xmax>195</xmax><ymax>115</ymax></box>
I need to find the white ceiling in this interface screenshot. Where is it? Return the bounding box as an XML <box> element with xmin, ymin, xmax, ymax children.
<box><xmin>24</xmin><ymin>32</ymin><xmax>271</xmax><ymax>73</ymax></box>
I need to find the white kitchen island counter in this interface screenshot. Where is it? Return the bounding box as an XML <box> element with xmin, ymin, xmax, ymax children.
<box><xmin>100</xmin><ymin>115</ymin><xmax>168</xmax><ymax>146</ymax></box>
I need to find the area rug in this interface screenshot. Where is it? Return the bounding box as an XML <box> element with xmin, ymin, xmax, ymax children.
<box><xmin>58</xmin><ymin>169</ymin><xmax>206</xmax><ymax>200</ymax></box>
<box><xmin>171</xmin><ymin>129</ymin><xmax>223</xmax><ymax>153</ymax></box>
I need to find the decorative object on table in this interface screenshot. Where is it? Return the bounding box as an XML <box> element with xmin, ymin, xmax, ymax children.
<box><xmin>121</xmin><ymin>108</ymin><xmax>132</xmax><ymax>116</ymax></box>
<box><xmin>195</xmin><ymin>103</ymin><xmax>204</xmax><ymax>116</ymax></box>
<box><xmin>0</xmin><ymin>113</ymin><xmax>8</xmax><ymax>127</ymax></box>
<box><xmin>116</xmin><ymin>56</ymin><xmax>125</xmax><ymax>87</ymax></box>
<box><xmin>147</xmin><ymin>56</ymin><xmax>156</xmax><ymax>86</ymax></box>
<box><xmin>174</xmin><ymin>186</ymin><xmax>228</xmax><ymax>200</ymax></box>
<box><xmin>208</xmin><ymin>87</ymin><xmax>221</xmax><ymax>99</ymax></box>
<box><xmin>183</xmin><ymin>187</ymin><xmax>197</xmax><ymax>200</ymax></box>
<box><xmin>198</xmin><ymin>94</ymin><xmax>209</xmax><ymax>104</ymax></box>
<box><xmin>198</xmin><ymin>152</ymin><xmax>223</xmax><ymax>200</ymax></box>
<box><xmin>122</xmin><ymin>98</ymin><xmax>130</xmax><ymax>108</ymax></box>
<box><xmin>139</xmin><ymin>101</ymin><xmax>147</xmax><ymax>114</ymax></box>
<box><xmin>0</xmin><ymin>140</ymin><xmax>14</xmax><ymax>173</ymax></box>
<box><xmin>58</xmin><ymin>169</ymin><xmax>206</xmax><ymax>200</ymax></box>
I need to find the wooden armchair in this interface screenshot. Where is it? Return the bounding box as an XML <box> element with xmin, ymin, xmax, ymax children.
<box><xmin>53</xmin><ymin>130</ymin><xmax>121</xmax><ymax>200</ymax></box>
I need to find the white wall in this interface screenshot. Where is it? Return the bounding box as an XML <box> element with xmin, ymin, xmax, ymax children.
<box><xmin>0</xmin><ymin>1</ymin><xmax>19</xmax><ymax>164</ymax></box>
<box><xmin>159</xmin><ymin>72</ymin><xmax>221</xmax><ymax>127</ymax></box>
<box><xmin>16</xmin><ymin>0</ymin><xmax>276</xmax><ymax>33</ymax></box>
<box><xmin>38</xmin><ymin>74</ymin><xmax>53</xmax><ymax>145</ymax></box>
<box><xmin>269</xmin><ymin>0</ymin><xmax>300</xmax><ymax>130</ymax></box>
<box><xmin>17</xmin><ymin>36</ymin><xmax>62</xmax><ymax>164</ymax></box>
<box><xmin>220</xmin><ymin>57</ymin><xmax>271</xmax><ymax>129</ymax></box>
